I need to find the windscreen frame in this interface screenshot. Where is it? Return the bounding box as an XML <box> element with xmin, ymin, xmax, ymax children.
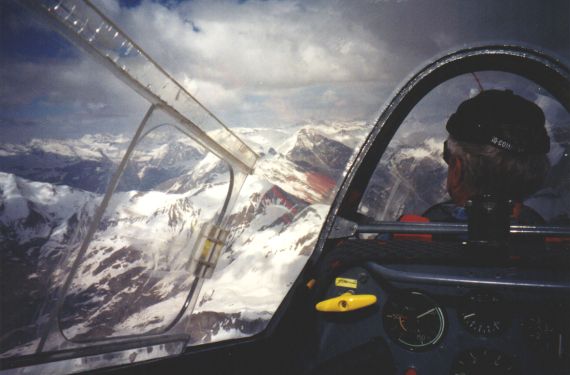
<box><xmin>333</xmin><ymin>45</ymin><xmax>570</xmax><ymax>223</ymax></box>
<box><xmin>302</xmin><ymin>45</ymin><xmax>570</xmax><ymax>262</ymax></box>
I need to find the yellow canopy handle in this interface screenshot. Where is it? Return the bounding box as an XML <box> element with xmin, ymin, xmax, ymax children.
<box><xmin>315</xmin><ymin>293</ymin><xmax>377</xmax><ymax>313</ymax></box>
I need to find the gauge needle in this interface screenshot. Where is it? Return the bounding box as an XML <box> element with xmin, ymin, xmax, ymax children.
<box><xmin>416</xmin><ymin>308</ymin><xmax>436</xmax><ymax>319</ymax></box>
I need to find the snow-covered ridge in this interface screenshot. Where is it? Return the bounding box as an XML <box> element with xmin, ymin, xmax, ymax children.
<box><xmin>0</xmin><ymin>120</ymin><xmax>370</xmax><ymax>354</ymax></box>
<box><xmin>0</xmin><ymin>172</ymin><xmax>95</xmax><ymax>245</ymax></box>
<box><xmin>229</xmin><ymin>120</ymin><xmax>369</xmax><ymax>155</ymax></box>
<box><xmin>396</xmin><ymin>137</ymin><xmax>445</xmax><ymax>165</ymax></box>
<box><xmin>358</xmin><ymin>135</ymin><xmax>449</xmax><ymax>221</ymax></box>
<box><xmin>0</xmin><ymin>173</ymin><xmax>92</xmax><ymax>221</ymax></box>
<box><xmin>0</xmin><ymin>133</ymin><xmax>129</xmax><ymax>162</ymax></box>
<box><xmin>0</xmin><ymin>167</ymin><xmax>229</xmax><ymax>345</ymax></box>
<box><xmin>0</xmin><ymin>130</ymin><xmax>212</xmax><ymax>194</ymax></box>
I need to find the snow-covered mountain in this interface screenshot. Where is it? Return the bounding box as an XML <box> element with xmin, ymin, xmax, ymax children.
<box><xmin>0</xmin><ymin>134</ymin><xmax>128</xmax><ymax>194</ymax></box>
<box><xmin>0</xmin><ymin>121</ymin><xmax>369</xmax><ymax>355</ymax></box>
<box><xmin>0</xmin><ymin>172</ymin><xmax>98</xmax><ymax>354</ymax></box>
<box><xmin>252</xmin><ymin>127</ymin><xmax>357</xmax><ymax>204</ymax></box>
<box><xmin>359</xmin><ymin>137</ymin><xmax>449</xmax><ymax>220</ymax></box>
<box><xmin>0</xmin><ymin>132</ymin><xmax>207</xmax><ymax>194</ymax></box>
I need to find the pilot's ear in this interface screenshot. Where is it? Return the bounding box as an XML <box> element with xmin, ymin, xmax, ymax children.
<box><xmin>448</xmin><ymin>156</ymin><xmax>463</xmax><ymax>187</ymax></box>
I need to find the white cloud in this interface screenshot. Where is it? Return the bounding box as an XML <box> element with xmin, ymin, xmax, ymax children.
<box><xmin>6</xmin><ymin>0</ymin><xmax>404</xmax><ymax>135</ymax></box>
<box><xmin>6</xmin><ymin>0</ymin><xmax>570</xmax><ymax>135</ymax></box>
<box><xmin>0</xmin><ymin>53</ymin><xmax>147</xmax><ymax>139</ymax></box>
<box><xmin>181</xmin><ymin>76</ymin><xmax>241</xmax><ymax>108</ymax></box>
<box><xmin>96</xmin><ymin>0</ymin><xmax>390</xmax><ymax>126</ymax></box>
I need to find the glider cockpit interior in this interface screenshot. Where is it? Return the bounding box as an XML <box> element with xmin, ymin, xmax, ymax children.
<box><xmin>310</xmin><ymin>49</ymin><xmax>570</xmax><ymax>375</ymax></box>
<box><xmin>1</xmin><ymin>1</ymin><xmax>569</xmax><ymax>375</ymax></box>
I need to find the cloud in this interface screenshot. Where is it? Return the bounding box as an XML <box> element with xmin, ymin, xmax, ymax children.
<box><xmin>0</xmin><ymin>117</ymin><xmax>40</xmax><ymax>128</ymax></box>
<box><xmin>0</xmin><ymin>53</ymin><xmax>148</xmax><ymax>139</ymax></box>
<box><xmin>95</xmin><ymin>0</ymin><xmax>390</xmax><ymax>126</ymax></box>
<box><xmin>106</xmin><ymin>1</ymin><xmax>387</xmax><ymax>86</ymax></box>
<box><xmin>3</xmin><ymin>0</ymin><xmax>569</xmax><ymax>136</ymax></box>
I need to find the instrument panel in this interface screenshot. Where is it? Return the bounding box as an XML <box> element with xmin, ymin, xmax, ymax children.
<box><xmin>315</xmin><ymin>264</ymin><xmax>570</xmax><ymax>375</ymax></box>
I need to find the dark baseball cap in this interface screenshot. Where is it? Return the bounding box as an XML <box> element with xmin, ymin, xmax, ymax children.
<box><xmin>446</xmin><ymin>89</ymin><xmax>550</xmax><ymax>154</ymax></box>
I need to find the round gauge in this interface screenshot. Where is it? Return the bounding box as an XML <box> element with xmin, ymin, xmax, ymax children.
<box><xmin>458</xmin><ymin>291</ymin><xmax>509</xmax><ymax>337</ymax></box>
<box><xmin>382</xmin><ymin>291</ymin><xmax>445</xmax><ymax>351</ymax></box>
<box><xmin>521</xmin><ymin>315</ymin><xmax>556</xmax><ymax>353</ymax></box>
<box><xmin>450</xmin><ymin>348</ymin><xmax>519</xmax><ymax>375</ymax></box>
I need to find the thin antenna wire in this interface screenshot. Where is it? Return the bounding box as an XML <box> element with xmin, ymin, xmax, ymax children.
<box><xmin>471</xmin><ymin>72</ymin><xmax>484</xmax><ymax>92</ymax></box>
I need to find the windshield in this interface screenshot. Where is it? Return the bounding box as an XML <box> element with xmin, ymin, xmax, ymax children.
<box><xmin>358</xmin><ymin>72</ymin><xmax>570</xmax><ymax>224</ymax></box>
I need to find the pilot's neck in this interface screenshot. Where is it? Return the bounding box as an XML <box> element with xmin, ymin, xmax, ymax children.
<box><xmin>448</xmin><ymin>184</ymin><xmax>473</xmax><ymax>207</ymax></box>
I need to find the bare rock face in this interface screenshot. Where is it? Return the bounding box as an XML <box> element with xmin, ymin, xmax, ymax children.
<box><xmin>286</xmin><ymin>128</ymin><xmax>353</xmax><ymax>176</ymax></box>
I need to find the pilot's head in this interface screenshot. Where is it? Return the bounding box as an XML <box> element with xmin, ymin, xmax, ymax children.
<box><xmin>443</xmin><ymin>89</ymin><xmax>550</xmax><ymax>205</ymax></box>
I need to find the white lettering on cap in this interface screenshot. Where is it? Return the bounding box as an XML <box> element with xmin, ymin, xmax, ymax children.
<box><xmin>490</xmin><ymin>136</ymin><xmax>514</xmax><ymax>151</ymax></box>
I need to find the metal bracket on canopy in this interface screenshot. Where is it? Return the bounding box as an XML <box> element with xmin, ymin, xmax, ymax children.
<box><xmin>329</xmin><ymin>217</ymin><xmax>358</xmax><ymax>239</ymax></box>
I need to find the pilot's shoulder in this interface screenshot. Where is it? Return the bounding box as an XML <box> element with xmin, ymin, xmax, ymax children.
<box><xmin>518</xmin><ymin>205</ymin><xmax>546</xmax><ymax>225</ymax></box>
<box><xmin>422</xmin><ymin>201</ymin><xmax>460</xmax><ymax>222</ymax></box>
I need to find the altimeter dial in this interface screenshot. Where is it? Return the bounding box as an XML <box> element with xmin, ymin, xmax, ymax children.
<box><xmin>383</xmin><ymin>291</ymin><xmax>446</xmax><ymax>351</ymax></box>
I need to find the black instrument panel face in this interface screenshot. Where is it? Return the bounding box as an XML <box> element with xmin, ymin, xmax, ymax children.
<box><xmin>450</xmin><ymin>348</ymin><xmax>519</xmax><ymax>375</ymax></box>
<box><xmin>457</xmin><ymin>291</ymin><xmax>509</xmax><ymax>337</ymax></box>
<box><xmin>315</xmin><ymin>265</ymin><xmax>570</xmax><ymax>375</ymax></box>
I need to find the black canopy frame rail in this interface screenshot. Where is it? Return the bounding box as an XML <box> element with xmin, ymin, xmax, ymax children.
<box><xmin>355</xmin><ymin>222</ymin><xmax>570</xmax><ymax>237</ymax></box>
